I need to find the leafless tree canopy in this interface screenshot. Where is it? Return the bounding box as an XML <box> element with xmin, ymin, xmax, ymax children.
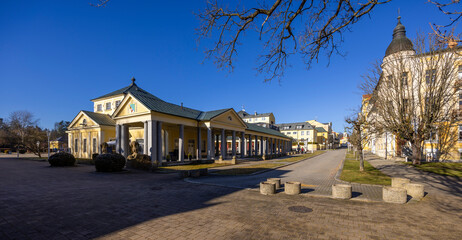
<box><xmin>197</xmin><ymin>0</ymin><xmax>390</xmax><ymax>81</ymax></box>
<box><xmin>363</xmin><ymin>34</ymin><xmax>459</xmax><ymax>163</ymax></box>
<box><xmin>429</xmin><ymin>0</ymin><xmax>462</xmax><ymax>46</ymax></box>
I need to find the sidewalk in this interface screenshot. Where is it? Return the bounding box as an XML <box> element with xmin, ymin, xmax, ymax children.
<box><xmin>365</xmin><ymin>152</ymin><xmax>462</xmax><ymax>199</ymax></box>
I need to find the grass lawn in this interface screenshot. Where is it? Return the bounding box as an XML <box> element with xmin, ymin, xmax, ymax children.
<box><xmin>158</xmin><ymin>163</ymin><xmax>231</xmax><ymax>171</ymax></box>
<box><xmin>408</xmin><ymin>162</ymin><xmax>462</xmax><ymax>178</ymax></box>
<box><xmin>276</xmin><ymin>151</ymin><xmax>325</xmax><ymax>163</ymax></box>
<box><xmin>214</xmin><ymin>163</ymin><xmax>285</xmax><ymax>175</ymax></box>
<box><xmin>340</xmin><ymin>153</ymin><xmax>391</xmax><ymax>185</ymax></box>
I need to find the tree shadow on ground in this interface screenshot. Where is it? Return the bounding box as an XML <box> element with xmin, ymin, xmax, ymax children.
<box><xmin>0</xmin><ymin>158</ymin><xmax>293</xmax><ymax>239</ymax></box>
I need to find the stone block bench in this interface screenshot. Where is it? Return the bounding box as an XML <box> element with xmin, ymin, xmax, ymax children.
<box><xmin>260</xmin><ymin>181</ymin><xmax>276</xmax><ymax>195</ymax></box>
<box><xmin>285</xmin><ymin>182</ymin><xmax>301</xmax><ymax>195</ymax></box>
<box><xmin>332</xmin><ymin>184</ymin><xmax>352</xmax><ymax>199</ymax></box>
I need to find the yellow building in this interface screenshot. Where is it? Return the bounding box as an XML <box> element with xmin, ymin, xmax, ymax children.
<box><xmin>276</xmin><ymin>122</ymin><xmax>318</xmax><ymax>151</ymax></box>
<box><xmin>306</xmin><ymin>120</ymin><xmax>333</xmax><ymax>148</ymax></box>
<box><xmin>361</xmin><ymin>16</ymin><xmax>462</xmax><ymax>161</ymax></box>
<box><xmin>315</xmin><ymin>127</ymin><xmax>328</xmax><ymax>150</ymax></box>
<box><xmin>67</xmin><ymin>78</ymin><xmax>291</xmax><ymax>164</ymax></box>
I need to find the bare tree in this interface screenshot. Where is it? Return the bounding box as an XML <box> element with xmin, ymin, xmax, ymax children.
<box><xmin>364</xmin><ymin>34</ymin><xmax>459</xmax><ymax>164</ymax></box>
<box><xmin>429</xmin><ymin>0</ymin><xmax>462</xmax><ymax>45</ymax></box>
<box><xmin>345</xmin><ymin>110</ymin><xmax>368</xmax><ymax>171</ymax></box>
<box><xmin>196</xmin><ymin>0</ymin><xmax>391</xmax><ymax>81</ymax></box>
<box><xmin>9</xmin><ymin>111</ymin><xmax>38</xmax><ymax>147</ymax></box>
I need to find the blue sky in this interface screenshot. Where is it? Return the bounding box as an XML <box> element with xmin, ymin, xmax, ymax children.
<box><xmin>0</xmin><ymin>0</ymin><xmax>449</xmax><ymax>133</ymax></box>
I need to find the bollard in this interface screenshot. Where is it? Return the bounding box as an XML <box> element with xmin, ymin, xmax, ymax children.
<box><xmin>267</xmin><ymin>178</ymin><xmax>281</xmax><ymax>189</ymax></box>
<box><xmin>189</xmin><ymin>169</ymin><xmax>201</xmax><ymax>178</ymax></box>
<box><xmin>231</xmin><ymin>156</ymin><xmax>237</xmax><ymax>165</ymax></box>
<box><xmin>332</xmin><ymin>184</ymin><xmax>352</xmax><ymax>199</ymax></box>
<box><xmin>260</xmin><ymin>181</ymin><xmax>276</xmax><ymax>195</ymax></box>
<box><xmin>392</xmin><ymin>177</ymin><xmax>410</xmax><ymax>188</ymax></box>
<box><xmin>284</xmin><ymin>182</ymin><xmax>301</xmax><ymax>195</ymax></box>
<box><xmin>404</xmin><ymin>183</ymin><xmax>424</xmax><ymax>200</ymax></box>
<box><xmin>383</xmin><ymin>186</ymin><xmax>407</xmax><ymax>204</ymax></box>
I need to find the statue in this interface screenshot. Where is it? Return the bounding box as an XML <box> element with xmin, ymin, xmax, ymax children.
<box><xmin>127</xmin><ymin>141</ymin><xmax>156</xmax><ymax>169</ymax></box>
<box><xmin>101</xmin><ymin>142</ymin><xmax>108</xmax><ymax>154</ymax></box>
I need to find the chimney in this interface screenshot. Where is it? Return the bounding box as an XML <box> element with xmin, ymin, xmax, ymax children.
<box><xmin>181</xmin><ymin>102</ymin><xmax>183</xmax><ymax>109</ymax></box>
<box><xmin>254</xmin><ymin>111</ymin><xmax>257</xmax><ymax>116</ymax></box>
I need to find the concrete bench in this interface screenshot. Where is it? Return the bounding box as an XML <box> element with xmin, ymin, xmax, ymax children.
<box><xmin>332</xmin><ymin>184</ymin><xmax>352</xmax><ymax>199</ymax></box>
<box><xmin>260</xmin><ymin>181</ymin><xmax>276</xmax><ymax>195</ymax></box>
<box><xmin>284</xmin><ymin>182</ymin><xmax>301</xmax><ymax>195</ymax></box>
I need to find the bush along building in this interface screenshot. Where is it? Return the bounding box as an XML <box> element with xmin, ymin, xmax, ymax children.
<box><xmin>67</xmin><ymin>78</ymin><xmax>291</xmax><ymax>165</ymax></box>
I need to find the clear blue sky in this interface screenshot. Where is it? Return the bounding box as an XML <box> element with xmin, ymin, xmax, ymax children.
<box><xmin>0</xmin><ymin>0</ymin><xmax>449</xmax><ymax>133</ymax></box>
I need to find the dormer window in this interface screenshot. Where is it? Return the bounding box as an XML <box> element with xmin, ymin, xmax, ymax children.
<box><xmin>96</xmin><ymin>104</ymin><xmax>102</xmax><ymax>112</ymax></box>
<box><xmin>105</xmin><ymin>102</ymin><xmax>111</xmax><ymax>110</ymax></box>
<box><xmin>296</xmin><ymin>125</ymin><xmax>303</xmax><ymax>129</ymax></box>
<box><xmin>115</xmin><ymin>100</ymin><xmax>121</xmax><ymax>108</ymax></box>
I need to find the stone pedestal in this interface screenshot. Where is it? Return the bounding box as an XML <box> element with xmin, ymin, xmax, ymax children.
<box><xmin>332</xmin><ymin>184</ymin><xmax>352</xmax><ymax>199</ymax></box>
<box><xmin>231</xmin><ymin>156</ymin><xmax>236</xmax><ymax>165</ymax></box>
<box><xmin>383</xmin><ymin>186</ymin><xmax>407</xmax><ymax>204</ymax></box>
<box><xmin>267</xmin><ymin>178</ymin><xmax>281</xmax><ymax>189</ymax></box>
<box><xmin>260</xmin><ymin>181</ymin><xmax>276</xmax><ymax>195</ymax></box>
<box><xmin>405</xmin><ymin>183</ymin><xmax>424</xmax><ymax>200</ymax></box>
<box><xmin>392</xmin><ymin>177</ymin><xmax>410</xmax><ymax>188</ymax></box>
<box><xmin>284</xmin><ymin>182</ymin><xmax>301</xmax><ymax>195</ymax></box>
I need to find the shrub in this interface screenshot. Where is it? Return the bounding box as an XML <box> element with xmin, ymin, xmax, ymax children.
<box><xmin>95</xmin><ymin>153</ymin><xmax>126</xmax><ymax>172</ymax></box>
<box><xmin>130</xmin><ymin>154</ymin><xmax>153</xmax><ymax>170</ymax></box>
<box><xmin>48</xmin><ymin>152</ymin><xmax>76</xmax><ymax>167</ymax></box>
<box><xmin>92</xmin><ymin>153</ymin><xmax>99</xmax><ymax>163</ymax></box>
<box><xmin>19</xmin><ymin>149</ymin><xmax>26</xmax><ymax>154</ymax></box>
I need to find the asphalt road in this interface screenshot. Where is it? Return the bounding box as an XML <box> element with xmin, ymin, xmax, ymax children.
<box><xmin>191</xmin><ymin>149</ymin><xmax>346</xmax><ymax>189</ymax></box>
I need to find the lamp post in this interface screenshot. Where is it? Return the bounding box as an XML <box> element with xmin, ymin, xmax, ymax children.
<box><xmin>46</xmin><ymin>130</ymin><xmax>51</xmax><ymax>159</ymax></box>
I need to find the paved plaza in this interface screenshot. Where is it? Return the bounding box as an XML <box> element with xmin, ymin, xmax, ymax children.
<box><xmin>1</xmin><ymin>156</ymin><xmax>462</xmax><ymax>239</ymax></box>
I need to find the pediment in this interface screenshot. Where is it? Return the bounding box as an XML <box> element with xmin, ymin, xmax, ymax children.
<box><xmin>112</xmin><ymin>94</ymin><xmax>150</xmax><ymax>118</ymax></box>
<box><xmin>68</xmin><ymin>112</ymin><xmax>98</xmax><ymax>129</ymax></box>
<box><xmin>210</xmin><ymin>109</ymin><xmax>247</xmax><ymax>129</ymax></box>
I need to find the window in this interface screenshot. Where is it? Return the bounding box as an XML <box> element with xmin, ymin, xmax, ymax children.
<box><xmin>82</xmin><ymin>119</ymin><xmax>87</xmax><ymax>125</ymax></box>
<box><xmin>301</xmin><ymin>131</ymin><xmax>305</xmax><ymax>135</ymax></box>
<box><xmin>296</xmin><ymin>125</ymin><xmax>303</xmax><ymax>129</ymax></box>
<box><xmin>105</xmin><ymin>102</ymin><xmax>111</xmax><ymax>110</ymax></box>
<box><xmin>262</xmin><ymin>117</ymin><xmax>266</xmax><ymax>120</ymax></box>
<box><xmin>115</xmin><ymin>100</ymin><xmax>121</xmax><ymax>108</ymax></box>
<box><xmin>74</xmin><ymin>139</ymin><xmax>78</xmax><ymax>152</ymax></box>
<box><xmin>426</xmin><ymin>69</ymin><xmax>436</xmax><ymax>84</ymax></box>
<box><xmin>96</xmin><ymin>104</ymin><xmax>102</xmax><ymax>112</ymax></box>
<box><xmin>401</xmin><ymin>72</ymin><xmax>408</xmax><ymax>86</ymax></box>
<box><xmin>83</xmin><ymin>139</ymin><xmax>87</xmax><ymax>153</ymax></box>
<box><xmin>93</xmin><ymin>138</ymin><xmax>97</xmax><ymax>153</ymax></box>
<box><xmin>459</xmin><ymin>65</ymin><xmax>462</xmax><ymax>79</ymax></box>
<box><xmin>283</xmin><ymin>126</ymin><xmax>290</xmax><ymax>130</ymax></box>
<box><xmin>293</xmin><ymin>132</ymin><xmax>296</xmax><ymax>135</ymax></box>
<box><xmin>459</xmin><ymin>126</ymin><xmax>462</xmax><ymax>141</ymax></box>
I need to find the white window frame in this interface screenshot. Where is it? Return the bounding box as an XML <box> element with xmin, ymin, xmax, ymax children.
<box><xmin>105</xmin><ymin>102</ymin><xmax>111</xmax><ymax>110</ymax></box>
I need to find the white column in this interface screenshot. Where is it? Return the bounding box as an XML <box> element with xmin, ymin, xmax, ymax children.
<box><xmin>121</xmin><ymin>125</ymin><xmax>129</xmax><ymax>158</ymax></box>
<box><xmin>148</xmin><ymin>120</ymin><xmax>158</xmax><ymax>164</ymax></box>
<box><xmin>232</xmin><ymin>130</ymin><xmax>236</xmax><ymax>157</ymax></box>
<box><xmin>248</xmin><ymin>134</ymin><xmax>252</xmax><ymax>157</ymax></box>
<box><xmin>221</xmin><ymin>129</ymin><xmax>226</xmax><ymax>159</ymax></box>
<box><xmin>241</xmin><ymin>132</ymin><xmax>245</xmax><ymax>158</ymax></box>
<box><xmin>157</xmin><ymin>121</ymin><xmax>163</xmax><ymax>164</ymax></box>
<box><xmin>115</xmin><ymin>124</ymin><xmax>121</xmax><ymax>154</ymax></box>
<box><xmin>144</xmin><ymin>121</ymin><xmax>149</xmax><ymax>155</ymax></box>
<box><xmin>179</xmin><ymin>124</ymin><xmax>184</xmax><ymax>162</ymax></box>
<box><xmin>197</xmin><ymin>127</ymin><xmax>202</xmax><ymax>160</ymax></box>
<box><xmin>260</xmin><ymin>136</ymin><xmax>264</xmax><ymax>156</ymax></box>
<box><xmin>207</xmin><ymin>127</ymin><xmax>212</xmax><ymax>160</ymax></box>
<box><xmin>68</xmin><ymin>133</ymin><xmax>72</xmax><ymax>154</ymax></box>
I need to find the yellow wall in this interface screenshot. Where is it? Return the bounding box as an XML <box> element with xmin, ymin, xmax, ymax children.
<box><xmin>93</xmin><ymin>95</ymin><xmax>125</xmax><ymax>115</ymax></box>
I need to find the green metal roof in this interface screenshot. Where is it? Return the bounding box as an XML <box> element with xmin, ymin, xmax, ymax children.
<box><xmin>92</xmin><ymin>82</ymin><xmax>162</xmax><ymax>101</ymax></box>
<box><xmin>82</xmin><ymin>110</ymin><xmax>116</xmax><ymax>126</ymax></box>
<box><xmin>197</xmin><ymin>108</ymin><xmax>232</xmax><ymax>120</ymax></box>
<box><xmin>315</xmin><ymin>127</ymin><xmax>327</xmax><ymax>132</ymax></box>
<box><xmin>246</xmin><ymin>123</ymin><xmax>290</xmax><ymax>139</ymax></box>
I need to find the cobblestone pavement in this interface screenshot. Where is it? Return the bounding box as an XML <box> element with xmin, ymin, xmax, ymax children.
<box><xmin>1</xmin><ymin>158</ymin><xmax>461</xmax><ymax>239</ymax></box>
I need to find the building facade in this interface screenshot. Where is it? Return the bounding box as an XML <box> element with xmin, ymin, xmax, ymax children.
<box><xmin>67</xmin><ymin>79</ymin><xmax>291</xmax><ymax>164</ymax></box>
<box><xmin>276</xmin><ymin>122</ymin><xmax>318</xmax><ymax>151</ymax></box>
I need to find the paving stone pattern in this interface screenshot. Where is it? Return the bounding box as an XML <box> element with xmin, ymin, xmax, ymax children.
<box><xmin>1</xmin><ymin>158</ymin><xmax>461</xmax><ymax>239</ymax></box>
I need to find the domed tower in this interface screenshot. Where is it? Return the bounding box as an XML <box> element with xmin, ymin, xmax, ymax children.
<box><xmin>384</xmin><ymin>16</ymin><xmax>415</xmax><ymax>58</ymax></box>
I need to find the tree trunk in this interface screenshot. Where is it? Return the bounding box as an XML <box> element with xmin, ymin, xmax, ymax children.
<box><xmin>359</xmin><ymin>148</ymin><xmax>364</xmax><ymax>172</ymax></box>
<box><xmin>411</xmin><ymin>141</ymin><xmax>422</xmax><ymax>165</ymax></box>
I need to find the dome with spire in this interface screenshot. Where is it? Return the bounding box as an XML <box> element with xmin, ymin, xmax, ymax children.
<box><xmin>385</xmin><ymin>16</ymin><xmax>414</xmax><ymax>57</ymax></box>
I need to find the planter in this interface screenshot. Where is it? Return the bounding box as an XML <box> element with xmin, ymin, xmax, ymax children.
<box><xmin>391</xmin><ymin>177</ymin><xmax>410</xmax><ymax>188</ymax></box>
<box><xmin>267</xmin><ymin>178</ymin><xmax>281</xmax><ymax>189</ymax></box>
<box><xmin>260</xmin><ymin>181</ymin><xmax>276</xmax><ymax>195</ymax></box>
<box><xmin>332</xmin><ymin>184</ymin><xmax>352</xmax><ymax>199</ymax></box>
<box><xmin>284</xmin><ymin>182</ymin><xmax>301</xmax><ymax>195</ymax></box>
<box><xmin>383</xmin><ymin>186</ymin><xmax>407</xmax><ymax>204</ymax></box>
<box><xmin>404</xmin><ymin>183</ymin><xmax>424</xmax><ymax>200</ymax></box>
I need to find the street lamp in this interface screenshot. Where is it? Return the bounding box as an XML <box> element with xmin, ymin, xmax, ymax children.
<box><xmin>46</xmin><ymin>130</ymin><xmax>51</xmax><ymax>159</ymax></box>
